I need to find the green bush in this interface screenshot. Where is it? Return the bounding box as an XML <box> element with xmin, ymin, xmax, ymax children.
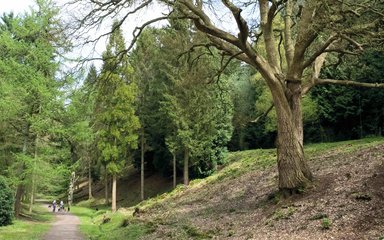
<box><xmin>0</xmin><ymin>176</ymin><xmax>14</xmax><ymax>226</ymax></box>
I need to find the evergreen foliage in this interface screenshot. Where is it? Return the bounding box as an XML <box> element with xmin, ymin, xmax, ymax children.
<box><xmin>0</xmin><ymin>176</ymin><xmax>14</xmax><ymax>226</ymax></box>
<box><xmin>94</xmin><ymin>21</ymin><xmax>140</xmax><ymax>176</ymax></box>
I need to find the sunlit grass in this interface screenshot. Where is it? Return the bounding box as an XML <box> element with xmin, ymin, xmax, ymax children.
<box><xmin>132</xmin><ymin>137</ymin><xmax>384</xmax><ymax>212</ymax></box>
<box><xmin>0</xmin><ymin>204</ymin><xmax>54</xmax><ymax>240</ymax></box>
<box><xmin>305</xmin><ymin>136</ymin><xmax>384</xmax><ymax>157</ymax></box>
<box><xmin>71</xmin><ymin>205</ymin><xmax>154</xmax><ymax>240</ymax></box>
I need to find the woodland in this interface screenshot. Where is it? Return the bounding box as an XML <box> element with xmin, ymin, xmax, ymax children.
<box><xmin>0</xmin><ymin>0</ymin><xmax>383</xmax><ymax>239</ymax></box>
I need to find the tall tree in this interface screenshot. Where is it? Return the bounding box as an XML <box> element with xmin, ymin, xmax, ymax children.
<box><xmin>94</xmin><ymin>22</ymin><xmax>140</xmax><ymax>212</ymax></box>
<box><xmin>73</xmin><ymin>0</ymin><xmax>384</xmax><ymax>192</ymax></box>
<box><xmin>0</xmin><ymin>0</ymin><xmax>69</xmax><ymax>216</ymax></box>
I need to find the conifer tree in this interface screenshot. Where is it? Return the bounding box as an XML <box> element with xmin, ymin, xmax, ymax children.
<box><xmin>94</xmin><ymin>22</ymin><xmax>140</xmax><ymax>212</ymax></box>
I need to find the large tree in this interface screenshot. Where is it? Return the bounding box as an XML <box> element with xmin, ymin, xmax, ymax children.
<box><xmin>71</xmin><ymin>0</ymin><xmax>384</xmax><ymax>192</ymax></box>
<box><xmin>94</xmin><ymin>22</ymin><xmax>140</xmax><ymax>212</ymax></box>
<box><xmin>0</xmin><ymin>0</ymin><xmax>69</xmax><ymax>216</ymax></box>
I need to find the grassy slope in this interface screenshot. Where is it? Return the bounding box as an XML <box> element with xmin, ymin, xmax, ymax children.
<box><xmin>73</xmin><ymin>137</ymin><xmax>384</xmax><ymax>239</ymax></box>
<box><xmin>0</xmin><ymin>204</ymin><xmax>54</xmax><ymax>240</ymax></box>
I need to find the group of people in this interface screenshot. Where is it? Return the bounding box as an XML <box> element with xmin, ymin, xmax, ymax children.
<box><xmin>52</xmin><ymin>200</ymin><xmax>65</xmax><ymax>212</ymax></box>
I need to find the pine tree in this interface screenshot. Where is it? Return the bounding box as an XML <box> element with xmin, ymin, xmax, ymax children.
<box><xmin>94</xmin><ymin>22</ymin><xmax>140</xmax><ymax>212</ymax></box>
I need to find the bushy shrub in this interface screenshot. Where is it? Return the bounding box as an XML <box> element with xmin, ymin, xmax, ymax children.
<box><xmin>0</xmin><ymin>176</ymin><xmax>14</xmax><ymax>226</ymax></box>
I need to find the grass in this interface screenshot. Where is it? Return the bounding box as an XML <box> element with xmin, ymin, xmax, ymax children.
<box><xmin>0</xmin><ymin>204</ymin><xmax>54</xmax><ymax>240</ymax></box>
<box><xmin>123</xmin><ymin>137</ymin><xmax>384</xmax><ymax>213</ymax></box>
<box><xmin>74</xmin><ymin>137</ymin><xmax>384</xmax><ymax>239</ymax></box>
<box><xmin>71</xmin><ymin>205</ymin><xmax>155</xmax><ymax>240</ymax></box>
<box><xmin>304</xmin><ymin>136</ymin><xmax>384</xmax><ymax>157</ymax></box>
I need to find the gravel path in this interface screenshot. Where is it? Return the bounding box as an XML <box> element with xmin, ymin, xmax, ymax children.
<box><xmin>42</xmin><ymin>207</ymin><xmax>84</xmax><ymax>240</ymax></box>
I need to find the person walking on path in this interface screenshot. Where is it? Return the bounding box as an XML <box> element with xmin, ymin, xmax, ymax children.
<box><xmin>52</xmin><ymin>200</ymin><xmax>56</xmax><ymax>212</ymax></box>
<box><xmin>59</xmin><ymin>200</ymin><xmax>64</xmax><ymax>211</ymax></box>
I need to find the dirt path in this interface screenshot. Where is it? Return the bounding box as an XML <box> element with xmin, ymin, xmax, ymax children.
<box><xmin>42</xmin><ymin>206</ymin><xmax>84</xmax><ymax>240</ymax></box>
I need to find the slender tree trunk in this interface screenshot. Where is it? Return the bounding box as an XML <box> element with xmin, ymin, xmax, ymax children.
<box><xmin>28</xmin><ymin>183</ymin><xmax>35</xmax><ymax>213</ymax></box>
<box><xmin>29</xmin><ymin>135</ymin><xmax>39</xmax><ymax>213</ymax></box>
<box><xmin>14</xmin><ymin>185</ymin><xmax>24</xmax><ymax>217</ymax></box>
<box><xmin>88</xmin><ymin>156</ymin><xmax>93</xmax><ymax>199</ymax></box>
<box><xmin>104</xmin><ymin>169</ymin><xmax>109</xmax><ymax>205</ymax></box>
<box><xmin>183</xmin><ymin>147</ymin><xmax>189</xmax><ymax>185</ymax></box>
<box><xmin>111</xmin><ymin>174</ymin><xmax>117</xmax><ymax>212</ymax></box>
<box><xmin>15</xmin><ymin>123</ymin><xmax>30</xmax><ymax>218</ymax></box>
<box><xmin>239</xmin><ymin>128</ymin><xmax>246</xmax><ymax>150</ymax></box>
<box><xmin>173</xmin><ymin>152</ymin><xmax>177</xmax><ymax>188</ymax></box>
<box><xmin>140</xmin><ymin>129</ymin><xmax>145</xmax><ymax>201</ymax></box>
<box><xmin>68</xmin><ymin>171</ymin><xmax>76</xmax><ymax>211</ymax></box>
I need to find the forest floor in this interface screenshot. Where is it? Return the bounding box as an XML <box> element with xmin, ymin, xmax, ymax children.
<box><xmin>74</xmin><ymin>138</ymin><xmax>384</xmax><ymax>240</ymax></box>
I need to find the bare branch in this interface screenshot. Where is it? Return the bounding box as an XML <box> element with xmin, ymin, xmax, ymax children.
<box><xmin>302</xmin><ymin>34</ymin><xmax>339</xmax><ymax>70</ymax></box>
<box><xmin>213</xmin><ymin>51</ymin><xmax>243</xmax><ymax>83</ymax></box>
<box><xmin>315</xmin><ymin>78</ymin><xmax>384</xmax><ymax>88</ymax></box>
<box><xmin>221</xmin><ymin>0</ymin><xmax>249</xmax><ymax>46</ymax></box>
<box><xmin>250</xmin><ymin>104</ymin><xmax>274</xmax><ymax>123</ymax></box>
<box><xmin>259</xmin><ymin>0</ymin><xmax>280</xmax><ymax>71</ymax></box>
<box><xmin>340</xmin><ymin>34</ymin><xmax>364</xmax><ymax>51</ymax></box>
<box><xmin>323</xmin><ymin>48</ymin><xmax>360</xmax><ymax>55</ymax></box>
<box><xmin>283</xmin><ymin>0</ymin><xmax>294</xmax><ymax>68</ymax></box>
<box><xmin>81</xmin><ymin>0</ymin><xmax>153</xmax><ymax>45</ymax></box>
<box><xmin>277</xmin><ymin>31</ymin><xmax>283</xmax><ymax>70</ymax></box>
<box><xmin>289</xmin><ymin>1</ymin><xmax>319</xmax><ymax>79</ymax></box>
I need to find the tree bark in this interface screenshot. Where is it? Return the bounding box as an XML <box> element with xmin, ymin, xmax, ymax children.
<box><xmin>239</xmin><ymin>128</ymin><xmax>246</xmax><ymax>150</ymax></box>
<box><xmin>104</xmin><ymin>169</ymin><xmax>109</xmax><ymax>205</ymax></box>
<box><xmin>68</xmin><ymin>171</ymin><xmax>76</xmax><ymax>211</ymax></box>
<box><xmin>183</xmin><ymin>147</ymin><xmax>189</xmax><ymax>185</ymax></box>
<box><xmin>88</xmin><ymin>156</ymin><xmax>93</xmax><ymax>199</ymax></box>
<box><xmin>111</xmin><ymin>174</ymin><xmax>116</xmax><ymax>212</ymax></box>
<box><xmin>172</xmin><ymin>152</ymin><xmax>176</xmax><ymax>188</ymax></box>
<box><xmin>272</xmin><ymin>82</ymin><xmax>313</xmax><ymax>191</ymax></box>
<box><xmin>140</xmin><ymin>129</ymin><xmax>145</xmax><ymax>201</ymax></box>
<box><xmin>14</xmin><ymin>185</ymin><xmax>24</xmax><ymax>217</ymax></box>
<box><xmin>29</xmin><ymin>135</ymin><xmax>39</xmax><ymax>213</ymax></box>
<box><xmin>15</xmin><ymin>123</ymin><xmax>30</xmax><ymax>218</ymax></box>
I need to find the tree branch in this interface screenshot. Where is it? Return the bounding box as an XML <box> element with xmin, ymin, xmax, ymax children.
<box><xmin>315</xmin><ymin>78</ymin><xmax>384</xmax><ymax>88</ymax></box>
<box><xmin>283</xmin><ymin>0</ymin><xmax>294</xmax><ymax>68</ymax></box>
<box><xmin>302</xmin><ymin>34</ymin><xmax>339</xmax><ymax>70</ymax></box>
<box><xmin>288</xmin><ymin>1</ymin><xmax>320</xmax><ymax>79</ymax></box>
<box><xmin>259</xmin><ymin>0</ymin><xmax>280</xmax><ymax>71</ymax></box>
<box><xmin>221</xmin><ymin>0</ymin><xmax>249</xmax><ymax>46</ymax></box>
<box><xmin>250</xmin><ymin>104</ymin><xmax>274</xmax><ymax>123</ymax></box>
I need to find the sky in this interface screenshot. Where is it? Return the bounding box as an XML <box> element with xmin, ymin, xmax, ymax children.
<box><xmin>0</xmin><ymin>0</ymin><xmax>36</xmax><ymax>15</ymax></box>
<box><xmin>0</xmin><ymin>0</ymin><xmax>169</xmax><ymax>71</ymax></box>
<box><xmin>0</xmin><ymin>0</ymin><xmax>240</xmax><ymax>71</ymax></box>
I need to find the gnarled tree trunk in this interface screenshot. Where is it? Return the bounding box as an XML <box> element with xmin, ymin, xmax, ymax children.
<box><xmin>271</xmin><ymin>80</ymin><xmax>313</xmax><ymax>191</ymax></box>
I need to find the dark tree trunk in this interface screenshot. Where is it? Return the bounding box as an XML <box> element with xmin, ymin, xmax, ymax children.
<box><xmin>183</xmin><ymin>147</ymin><xmax>189</xmax><ymax>185</ymax></box>
<box><xmin>140</xmin><ymin>129</ymin><xmax>145</xmax><ymax>201</ymax></box>
<box><xmin>173</xmin><ymin>152</ymin><xmax>176</xmax><ymax>188</ymax></box>
<box><xmin>14</xmin><ymin>185</ymin><xmax>24</xmax><ymax>218</ymax></box>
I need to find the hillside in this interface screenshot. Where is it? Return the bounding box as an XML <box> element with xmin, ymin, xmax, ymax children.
<box><xmin>74</xmin><ymin>138</ymin><xmax>384</xmax><ymax>240</ymax></box>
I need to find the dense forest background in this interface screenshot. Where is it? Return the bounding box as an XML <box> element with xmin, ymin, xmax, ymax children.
<box><xmin>0</xmin><ymin>0</ymin><xmax>383</xmax><ymax>222</ymax></box>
